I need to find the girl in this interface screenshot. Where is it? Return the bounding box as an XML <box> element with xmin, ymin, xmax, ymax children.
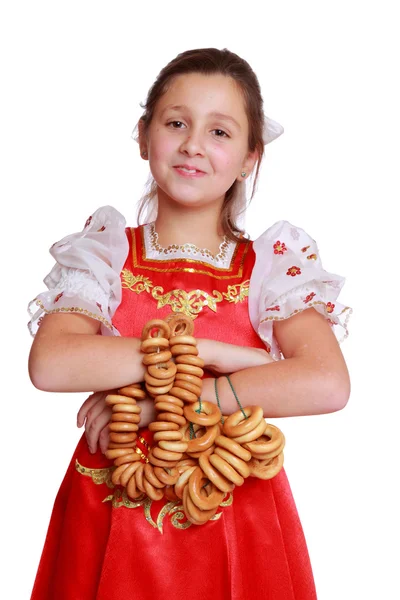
<box><xmin>28</xmin><ymin>48</ymin><xmax>351</xmax><ymax>599</ymax></box>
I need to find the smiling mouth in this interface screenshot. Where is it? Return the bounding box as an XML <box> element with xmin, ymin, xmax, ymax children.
<box><xmin>174</xmin><ymin>165</ymin><xmax>205</xmax><ymax>174</ymax></box>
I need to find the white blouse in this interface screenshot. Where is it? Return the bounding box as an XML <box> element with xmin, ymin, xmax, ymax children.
<box><xmin>28</xmin><ymin>206</ymin><xmax>351</xmax><ymax>359</ymax></box>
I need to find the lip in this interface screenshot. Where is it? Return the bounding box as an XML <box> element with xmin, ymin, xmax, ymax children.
<box><xmin>173</xmin><ymin>164</ymin><xmax>206</xmax><ymax>178</ymax></box>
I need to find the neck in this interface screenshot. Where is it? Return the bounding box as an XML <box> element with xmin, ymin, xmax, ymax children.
<box><xmin>153</xmin><ymin>188</ymin><xmax>226</xmax><ymax>254</ymax></box>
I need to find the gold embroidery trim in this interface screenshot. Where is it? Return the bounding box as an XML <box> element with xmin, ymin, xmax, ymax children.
<box><xmin>132</xmin><ymin>227</ymin><xmax>249</xmax><ymax>279</ymax></box>
<box><xmin>75</xmin><ymin>459</ymin><xmax>233</xmax><ymax>533</ymax></box>
<box><xmin>33</xmin><ymin>299</ymin><xmax>114</xmax><ymax>331</ymax></box>
<box><xmin>121</xmin><ymin>270</ymin><xmax>250</xmax><ymax>319</ymax></box>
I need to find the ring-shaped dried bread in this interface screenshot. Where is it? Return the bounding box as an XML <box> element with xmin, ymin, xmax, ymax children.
<box><xmin>111</xmin><ymin>412</ymin><xmax>141</xmax><ymax>424</ymax></box>
<box><xmin>144</xmin><ymin>372</ymin><xmax>176</xmax><ymax>387</ymax></box>
<box><xmin>144</xmin><ymin>464</ymin><xmax>166</xmax><ymax>489</ymax></box>
<box><xmin>243</xmin><ymin>425</ymin><xmax>285</xmax><ymax>456</ymax></box>
<box><xmin>142</xmin><ymin>350</ymin><xmax>172</xmax><ymax>366</ymax></box>
<box><xmin>147</xmin><ymin>361</ymin><xmax>177</xmax><ymax>380</ymax></box>
<box><xmin>145</xmin><ymin>383</ymin><xmax>174</xmax><ymax>396</ymax></box>
<box><xmin>209</xmin><ymin>454</ymin><xmax>245</xmax><ymax>486</ymax></box>
<box><xmin>105</xmin><ymin>394</ymin><xmax>136</xmax><ymax>406</ymax></box>
<box><xmin>171</xmin><ymin>344</ymin><xmax>199</xmax><ymax>357</ymax></box>
<box><xmin>186</xmin><ymin>423</ymin><xmax>219</xmax><ymax>454</ymax></box>
<box><xmin>109</xmin><ymin>432</ymin><xmax>138</xmax><ymax>444</ymax></box>
<box><xmin>198</xmin><ymin>453</ymin><xmax>235</xmax><ymax>493</ymax></box>
<box><xmin>126</xmin><ymin>470</ymin><xmax>143</xmax><ymax>499</ymax></box>
<box><xmin>175</xmin><ymin>355</ymin><xmax>205</xmax><ymax>368</ymax></box>
<box><xmin>141</xmin><ymin>337</ymin><xmax>170</xmax><ymax>354</ymax></box>
<box><xmin>169</xmin><ymin>386</ymin><xmax>199</xmax><ymax>403</ymax></box>
<box><xmin>183</xmin><ymin>485</ymin><xmax>217</xmax><ymax>524</ymax></box>
<box><xmin>148</xmin><ymin>421</ymin><xmax>180</xmax><ymax>432</ymax></box>
<box><xmin>153</xmin><ymin>430</ymin><xmax>183</xmax><ymax>442</ymax></box>
<box><xmin>158</xmin><ymin>440</ymin><xmax>188</xmax><ymax>453</ymax></box>
<box><xmin>187</xmin><ymin>444</ymin><xmax>216</xmax><ymax>459</ymax></box>
<box><xmin>111</xmin><ymin>462</ymin><xmax>132</xmax><ymax>486</ymax></box>
<box><xmin>188</xmin><ymin>467</ymin><xmax>225</xmax><ymax>511</ymax></box>
<box><xmin>214</xmin><ymin>447</ymin><xmax>250</xmax><ymax>479</ymax></box>
<box><xmin>154</xmin><ymin>402</ymin><xmax>184</xmax><ymax>416</ymax></box>
<box><xmin>109</xmin><ymin>422</ymin><xmax>139</xmax><ymax>433</ymax></box>
<box><xmin>215</xmin><ymin>435</ymin><xmax>252</xmax><ymax>462</ymax></box>
<box><xmin>152</xmin><ymin>446</ymin><xmax>183</xmax><ymax>462</ymax></box>
<box><xmin>250</xmin><ymin>440</ymin><xmax>285</xmax><ymax>461</ymax></box>
<box><xmin>148</xmin><ymin>454</ymin><xmax>178</xmax><ymax>468</ymax></box>
<box><xmin>232</xmin><ymin>419</ymin><xmax>267</xmax><ymax>444</ymax></box>
<box><xmin>223</xmin><ymin>406</ymin><xmax>264</xmax><ymax>438</ymax></box>
<box><xmin>248</xmin><ymin>452</ymin><xmax>284</xmax><ymax>480</ymax></box>
<box><xmin>108</xmin><ymin>440</ymin><xmax>137</xmax><ymax>449</ymax></box>
<box><xmin>112</xmin><ymin>403</ymin><xmax>141</xmax><ymax>414</ymax></box>
<box><xmin>120</xmin><ymin>461</ymin><xmax>143</xmax><ymax>488</ymax></box>
<box><xmin>184</xmin><ymin>401</ymin><xmax>222</xmax><ymax>426</ymax></box>
<box><xmin>165</xmin><ymin>313</ymin><xmax>194</xmax><ymax>337</ymax></box>
<box><xmin>175</xmin><ymin>373</ymin><xmax>203</xmax><ymax>388</ymax></box>
<box><xmin>176</xmin><ymin>363</ymin><xmax>204</xmax><ymax>378</ymax></box>
<box><xmin>174</xmin><ymin>465</ymin><xmax>197</xmax><ymax>499</ymax></box>
<box><xmin>143</xmin><ymin>477</ymin><xmax>165</xmax><ymax>501</ymax></box>
<box><xmin>172</xmin><ymin>379</ymin><xmax>202</xmax><ymax>396</ymax></box>
<box><xmin>118</xmin><ymin>386</ymin><xmax>147</xmax><ymax>399</ymax></box>
<box><xmin>134</xmin><ymin>463</ymin><xmax>146</xmax><ymax>493</ymax></box>
<box><xmin>154</xmin><ymin>394</ymin><xmax>184</xmax><ymax>408</ymax></box>
<box><xmin>154</xmin><ymin>466</ymin><xmax>180</xmax><ymax>486</ymax></box>
<box><xmin>141</xmin><ymin>319</ymin><xmax>171</xmax><ymax>341</ymax></box>
<box><xmin>169</xmin><ymin>335</ymin><xmax>197</xmax><ymax>346</ymax></box>
<box><xmin>105</xmin><ymin>447</ymin><xmax>134</xmax><ymax>460</ymax></box>
<box><xmin>176</xmin><ymin>459</ymin><xmax>197</xmax><ymax>472</ymax></box>
<box><xmin>156</xmin><ymin>412</ymin><xmax>187</xmax><ymax>427</ymax></box>
<box><xmin>114</xmin><ymin>452</ymin><xmax>141</xmax><ymax>467</ymax></box>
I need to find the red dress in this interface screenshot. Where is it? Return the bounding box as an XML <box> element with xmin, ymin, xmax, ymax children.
<box><xmin>30</xmin><ymin>224</ymin><xmax>318</xmax><ymax>600</ymax></box>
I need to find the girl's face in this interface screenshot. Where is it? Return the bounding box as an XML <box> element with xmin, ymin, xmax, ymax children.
<box><xmin>143</xmin><ymin>73</ymin><xmax>257</xmax><ymax>210</ymax></box>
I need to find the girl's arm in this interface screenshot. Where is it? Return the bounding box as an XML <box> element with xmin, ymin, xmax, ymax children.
<box><xmin>28</xmin><ymin>313</ymin><xmax>147</xmax><ymax>392</ymax></box>
<box><xmin>199</xmin><ymin>307</ymin><xmax>350</xmax><ymax>417</ymax></box>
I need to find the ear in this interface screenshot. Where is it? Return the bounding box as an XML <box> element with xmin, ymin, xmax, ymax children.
<box><xmin>236</xmin><ymin>149</ymin><xmax>259</xmax><ymax>182</ymax></box>
<box><xmin>138</xmin><ymin>118</ymin><xmax>148</xmax><ymax>160</ymax></box>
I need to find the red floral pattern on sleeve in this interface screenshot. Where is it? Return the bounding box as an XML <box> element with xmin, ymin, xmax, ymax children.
<box><xmin>273</xmin><ymin>241</ymin><xmax>287</xmax><ymax>255</ymax></box>
<box><xmin>265</xmin><ymin>305</ymin><xmax>280</xmax><ymax>312</ymax></box>
<box><xmin>326</xmin><ymin>302</ymin><xmax>335</xmax><ymax>313</ymax></box>
<box><xmin>54</xmin><ymin>292</ymin><xmax>64</xmax><ymax>303</ymax></box>
<box><xmin>84</xmin><ymin>215</ymin><xmax>92</xmax><ymax>228</ymax></box>
<box><xmin>303</xmin><ymin>292</ymin><xmax>316</xmax><ymax>303</ymax></box>
<box><xmin>97</xmin><ymin>225</ymin><xmax>106</xmax><ymax>232</ymax></box>
<box><xmin>286</xmin><ymin>266</ymin><xmax>301</xmax><ymax>277</ymax></box>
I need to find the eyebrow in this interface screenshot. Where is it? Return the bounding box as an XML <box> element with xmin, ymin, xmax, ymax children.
<box><xmin>160</xmin><ymin>104</ymin><xmax>241</xmax><ymax>130</ymax></box>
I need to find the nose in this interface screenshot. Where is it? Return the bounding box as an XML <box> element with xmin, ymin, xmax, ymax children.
<box><xmin>179</xmin><ymin>128</ymin><xmax>205</xmax><ymax>157</ymax></box>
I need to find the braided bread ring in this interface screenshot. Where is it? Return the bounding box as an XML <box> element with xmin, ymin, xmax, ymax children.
<box><xmin>141</xmin><ymin>319</ymin><xmax>171</xmax><ymax>341</ymax></box>
<box><xmin>199</xmin><ymin>453</ymin><xmax>235</xmax><ymax>493</ymax></box>
<box><xmin>147</xmin><ymin>361</ymin><xmax>177</xmax><ymax>380</ymax></box>
<box><xmin>232</xmin><ymin>419</ymin><xmax>267</xmax><ymax>444</ymax></box>
<box><xmin>223</xmin><ymin>406</ymin><xmax>264</xmax><ymax>438</ymax></box>
<box><xmin>215</xmin><ymin>435</ymin><xmax>252</xmax><ymax>462</ymax></box>
<box><xmin>214</xmin><ymin>447</ymin><xmax>250</xmax><ymax>478</ymax></box>
<box><xmin>184</xmin><ymin>401</ymin><xmax>222</xmax><ymax>426</ymax></box>
<box><xmin>118</xmin><ymin>385</ymin><xmax>147</xmax><ymax>399</ymax></box>
<box><xmin>209</xmin><ymin>454</ymin><xmax>245</xmax><ymax>486</ymax></box>
<box><xmin>188</xmin><ymin>467</ymin><xmax>225</xmax><ymax>511</ymax></box>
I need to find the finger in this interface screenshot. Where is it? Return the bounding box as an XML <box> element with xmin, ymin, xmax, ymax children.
<box><xmin>77</xmin><ymin>392</ymin><xmax>105</xmax><ymax>427</ymax></box>
<box><xmin>86</xmin><ymin>406</ymin><xmax>112</xmax><ymax>454</ymax></box>
<box><xmin>99</xmin><ymin>425</ymin><xmax>110</xmax><ymax>455</ymax></box>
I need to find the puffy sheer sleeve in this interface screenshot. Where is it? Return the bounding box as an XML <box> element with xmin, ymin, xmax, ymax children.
<box><xmin>27</xmin><ymin>205</ymin><xmax>129</xmax><ymax>337</ymax></box>
<box><xmin>248</xmin><ymin>220</ymin><xmax>352</xmax><ymax>360</ymax></box>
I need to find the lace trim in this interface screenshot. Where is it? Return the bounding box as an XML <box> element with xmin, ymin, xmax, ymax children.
<box><xmin>143</xmin><ymin>222</ymin><xmax>236</xmax><ymax>268</ymax></box>
<box><xmin>30</xmin><ymin>299</ymin><xmax>114</xmax><ymax>332</ymax></box>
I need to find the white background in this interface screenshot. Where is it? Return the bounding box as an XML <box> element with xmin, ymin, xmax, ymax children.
<box><xmin>1</xmin><ymin>1</ymin><xmax>399</xmax><ymax>598</ymax></box>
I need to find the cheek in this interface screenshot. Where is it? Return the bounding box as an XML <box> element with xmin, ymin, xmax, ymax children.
<box><xmin>149</xmin><ymin>131</ymin><xmax>176</xmax><ymax>163</ymax></box>
<box><xmin>210</xmin><ymin>145</ymin><xmax>243</xmax><ymax>172</ymax></box>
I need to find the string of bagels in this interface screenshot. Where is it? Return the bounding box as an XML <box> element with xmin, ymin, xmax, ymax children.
<box><xmin>105</xmin><ymin>313</ymin><xmax>285</xmax><ymax>525</ymax></box>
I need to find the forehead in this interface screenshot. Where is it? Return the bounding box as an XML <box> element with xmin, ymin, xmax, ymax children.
<box><xmin>155</xmin><ymin>73</ymin><xmax>247</xmax><ymax>121</ymax></box>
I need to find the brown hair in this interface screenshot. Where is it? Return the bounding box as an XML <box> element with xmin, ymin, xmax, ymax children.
<box><xmin>137</xmin><ymin>48</ymin><xmax>265</xmax><ymax>242</ymax></box>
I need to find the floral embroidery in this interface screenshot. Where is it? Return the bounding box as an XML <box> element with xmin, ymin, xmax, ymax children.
<box><xmin>54</xmin><ymin>292</ymin><xmax>64</xmax><ymax>303</ymax></box>
<box><xmin>286</xmin><ymin>266</ymin><xmax>301</xmax><ymax>277</ymax></box>
<box><xmin>265</xmin><ymin>305</ymin><xmax>280</xmax><ymax>312</ymax></box>
<box><xmin>303</xmin><ymin>292</ymin><xmax>316</xmax><ymax>303</ymax></box>
<box><xmin>222</xmin><ymin>281</ymin><xmax>250</xmax><ymax>304</ymax></box>
<box><xmin>97</xmin><ymin>225</ymin><xmax>106</xmax><ymax>232</ymax></box>
<box><xmin>75</xmin><ymin>460</ymin><xmax>233</xmax><ymax>533</ymax></box>
<box><xmin>84</xmin><ymin>215</ymin><xmax>92</xmax><ymax>228</ymax></box>
<box><xmin>307</xmin><ymin>253</ymin><xmax>317</xmax><ymax>260</ymax></box>
<box><xmin>273</xmin><ymin>241</ymin><xmax>287</xmax><ymax>255</ymax></box>
<box><xmin>301</xmin><ymin>245</ymin><xmax>310</xmax><ymax>253</ymax></box>
<box><xmin>326</xmin><ymin>302</ymin><xmax>335</xmax><ymax>313</ymax></box>
<box><xmin>121</xmin><ymin>271</ymin><xmax>154</xmax><ymax>294</ymax></box>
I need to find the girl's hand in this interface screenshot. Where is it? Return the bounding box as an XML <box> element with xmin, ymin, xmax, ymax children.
<box><xmin>197</xmin><ymin>339</ymin><xmax>274</xmax><ymax>374</ymax></box>
<box><xmin>77</xmin><ymin>391</ymin><xmax>112</xmax><ymax>454</ymax></box>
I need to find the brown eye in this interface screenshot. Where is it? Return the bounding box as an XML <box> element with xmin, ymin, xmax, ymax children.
<box><xmin>168</xmin><ymin>121</ymin><xmax>185</xmax><ymax>129</ymax></box>
<box><xmin>213</xmin><ymin>129</ymin><xmax>229</xmax><ymax>138</ymax></box>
